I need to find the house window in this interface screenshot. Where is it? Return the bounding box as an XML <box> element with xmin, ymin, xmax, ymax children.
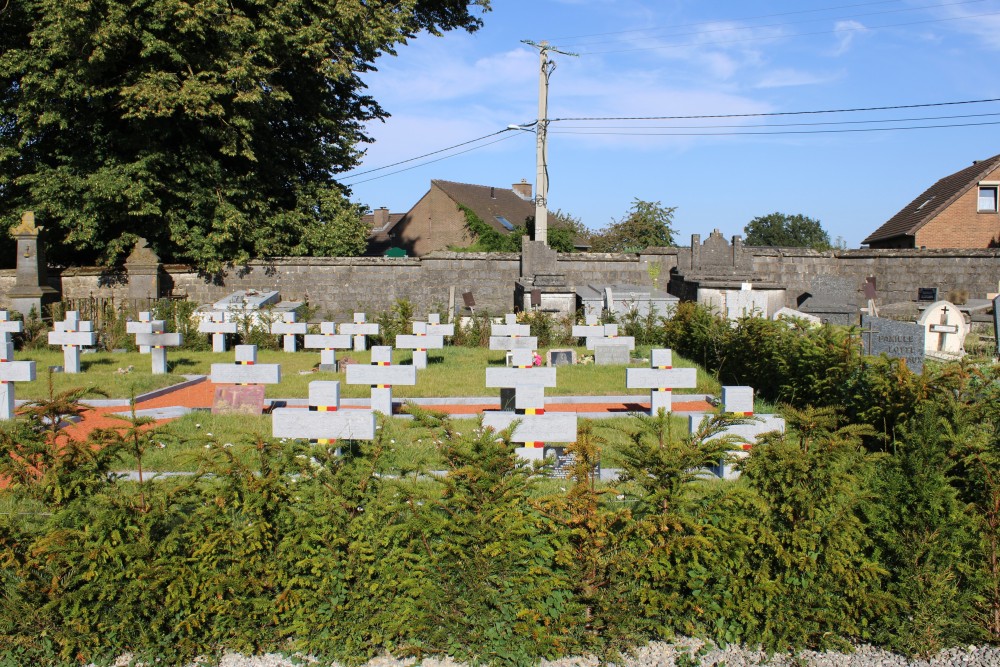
<box><xmin>979</xmin><ymin>184</ymin><xmax>999</xmax><ymax>212</ymax></box>
<box><xmin>495</xmin><ymin>216</ymin><xmax>515</xmax><ymax>231</ymax></box>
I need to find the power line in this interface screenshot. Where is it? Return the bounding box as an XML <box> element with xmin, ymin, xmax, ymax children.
<box><xmin>341</xmin><ymin>132</ymin><xmax>526</xmax><ymax>186</ymax></box>
<box><xmin>574</xmin><ymin>11</ymin><xmax>1000</xmax><ymax>55</ymax></box>
<box><xmin>551</xmin><ymin>97</ymin><xmax>1000</xmax><ymax>122</ymax></box>
<box><xmin>556</xmin><ymin>111</ymin><xmax>1000</xmax><ymax>130</ymax></box>
<box><xmin>552</xmin><ymin>0</ymin><xmax>987</xmax><ymax>51</ymax></box>
<box><xmin>340</xmin><ymin>128</ymin><xmax>515</xmax><ymax>180</ymax></box>
<box><xmin>551</xmin><ymin>119</ymin><xmax>1000</xmax><ymax>137</ymax></box>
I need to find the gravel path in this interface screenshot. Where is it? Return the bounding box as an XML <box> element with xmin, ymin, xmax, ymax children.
<box><xmin>94</xmin><ymin>639</ymin><xmax>1000</xmax><ymax>667</ymax></box>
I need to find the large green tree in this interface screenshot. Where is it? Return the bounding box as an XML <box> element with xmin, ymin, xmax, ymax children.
<box><xmin>0</xmin><ymin>0</ymin><xmax>488</xmax><ymax>271</ymax></box>
<box><xmin>743</xmin><ymin>212</ymin><xmax>831</xmax><ymax>250</ymax></box>
<box><xmin>590</xmin><ymin>198</ymin><xmax>676</xmax><ymax>253</ymax></box>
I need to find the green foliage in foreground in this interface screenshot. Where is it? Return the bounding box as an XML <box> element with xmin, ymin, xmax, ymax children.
<box><xmin>2</xmin><ymin>370</ymin><xmax>1000</xmax><ymax>665</ymax></box>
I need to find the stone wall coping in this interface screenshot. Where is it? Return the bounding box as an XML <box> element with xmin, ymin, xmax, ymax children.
<box><xmin>838</xmin><ymin>248</ymin><xmax>1000</xmax><ymax>259</ymax></box>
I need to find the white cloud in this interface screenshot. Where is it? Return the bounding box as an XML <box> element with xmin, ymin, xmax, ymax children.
<box><xmin>830</xmin><ymin>20</ymin><xmax>869</xmax><ymax>56</ymax></box>
<box><xmin>755</xmin><ymin>68</ymin><xmax>844</xmax><ymax>89</ymax></box>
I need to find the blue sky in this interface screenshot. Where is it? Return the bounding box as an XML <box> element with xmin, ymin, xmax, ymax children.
<box><xmin>340</xmin><ymin>0</ymin><xmax>1000</xmax><ymax>248</ymax></box>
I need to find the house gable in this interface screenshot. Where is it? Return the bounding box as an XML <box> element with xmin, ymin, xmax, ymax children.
<box><xmin>865</xmin><ymin>154</ymin><xmax>1000</xmax><ymax>248</ymax></box>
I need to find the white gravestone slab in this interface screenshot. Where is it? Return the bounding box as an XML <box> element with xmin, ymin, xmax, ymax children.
<box><xmin>271</xmin><ymin>312</ymin><xmax>307</xmax><ymax>352</ymax></box>
<box><xmin>916</xmin><ymin>300</ymin><xmax>968</xmax><ymax>359</ymax></box>
<box><xmin>721</xmin><ymin>386</ymin><xmax>754</xmax><ymax>414</ymax></box>
<box><xmin>689</xmin><ymin>408</ymin><xmax>786</xmax><ymax>480</ymax></box>
<box><xmin>48</xmin><ymin>312</ymin><xmax>96</xmax><ymax>373</ymax></box>
<box><xmin>198</xmin><ymin>312</ymin><xmax>237</xmax><ymax>353</ymax></box>
<box><xmin>489</xmin><ymin>336</ymin><xmax>538</xmax><ymax>351</ymax></box>
<box><xmin>482</xmin><ymin>412</ymin><xmax>579</xmax><ymax>461</ymax></box>
<box><xmin>726</xmin><ymin>290</ymin><xmax>768</xmax><ymax>320</ymax></box>
<box><xmin>773</xmin><ymin>307</ymin><xmax>821</xmax><ymax>326</ymax></box>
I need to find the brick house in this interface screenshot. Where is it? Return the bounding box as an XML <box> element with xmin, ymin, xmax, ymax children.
<box><xmin>362</xmin><ymin>207</ymin><xmax>406</xmax><ymax>256</ymax></box>
<box><xmin>383</xmin><ymin>179</ymin><xmax>535</xmax><ymax>257</ymax></box>
<box><xmin>864</xmin><ymin>153</ymin><xmax>1000</xmax><ymax>249</ymax></box>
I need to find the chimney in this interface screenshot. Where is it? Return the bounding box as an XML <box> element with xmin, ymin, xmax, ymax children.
<box><xmin>373</xmin><ymin>207</ymin><xmax>389</xmax><ymax>229</ymax></box>
<box><xmin>512</xmin><ymin>179</ymin><xmax>532</xmax><ymax>201</ymax></box>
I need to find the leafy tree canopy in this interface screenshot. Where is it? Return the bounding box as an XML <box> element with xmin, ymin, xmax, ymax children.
<box><xmin>743</xmin><ymin>212</ymin><xmax>832</xmax><ymax>251</ymax></box>
<box><xmin>590</xmin><ymin>198</ymin><xmax>676</xmax><ymax>253</ymax></box>
<box><xmin>0</xmin><ymin>0</ymin><xmax>489</xmax><ymax>271</ymax></box>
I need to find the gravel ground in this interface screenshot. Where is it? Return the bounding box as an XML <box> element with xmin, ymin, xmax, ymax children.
<box><xmin>95</xmin><ymin>639</ymin><xmax>1000</xmax><ymax>667</ymax></box>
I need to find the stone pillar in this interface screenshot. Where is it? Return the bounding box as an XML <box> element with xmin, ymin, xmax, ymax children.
<box><xmin>124</xmin><ymin>237</ymin><xmax>162</xmax><ymax>309</ymax></box>
<box><xmin>7</xmin><ymin>212</ymin><xmax>59</xmax><ymax>320</ymax></box>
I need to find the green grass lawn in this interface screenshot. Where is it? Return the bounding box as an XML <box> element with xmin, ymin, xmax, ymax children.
<box><xmin>15</xmin><ymin>345</ymin><xmax>719</xmax><ymax>400</ymax></box>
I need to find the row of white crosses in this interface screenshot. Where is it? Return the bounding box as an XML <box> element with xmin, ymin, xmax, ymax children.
<box><xmin>484</xmin><ymin>316</ymin><xmax>577</xmax><ymax>461</ymax></box>
<box><xmin>126</xmin><ymin>311</ymin><xmax>182</xmax><ymax>374</ymax></box>
<box><xmin>689</xmin><ymin>385</ymin><xmax>785</xmax><ymax>480</ymax></box>
<box><xmin>0</xmin><ymin>312</ymin><xmax>34</xmax><ymax>419</ymax></box>
<box><xmin>48</xmin><ymin>311</ymin><xmax>95</xmax><ymax>374</ymax></box>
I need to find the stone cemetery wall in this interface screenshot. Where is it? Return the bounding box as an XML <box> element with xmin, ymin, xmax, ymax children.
<box><xmin>6</xmin><ymin>244</ymin><xmax>1000</xmax><ymax>318</ymax></box>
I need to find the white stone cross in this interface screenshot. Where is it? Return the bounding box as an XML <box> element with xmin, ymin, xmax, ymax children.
<box><xmin>345</xmin><ymin>346</ymin><xmax>416</xmax><ymax>414</ymax></box>
<box><xmin>489</xmin><ymin>314</ymin><xmax>537</xmax><ymax>351</ymax></box>
<box><xmin>48</xmin><ymin>311</ymin><xmax>96</xmax><ymax>373</ymax></box>
<box><xmin>126</xmin><ymin>312</ymin><xmax>162</xmax><ymax>354</ymax></box>
<box><xmin>0</xmin><ymin>311</ymin><xmax>23</xmax><ymax>345</ymax></box>
<box><xmin>210</xmin><ymin>345</ymin><xmax>281</xmax><ymax>384</ymax></box>
<box><xmin>0</xmin><ymin>356</ymin><xmax>35</xmax><ymax>420</ymax></box>
<box><xmin>272</xmin><ymin>380</ymin><xmax>376</xmax><ymax>445</ymax></box>
<box><xmin>198</xmin><ymin>311</ymin><xmax>237</xmax><ymax>353</ymax></box>
<box><xmin>270</xmin><ymin>312</ymin><xmax>307</xmax><ymax>352</ymax></box>
<box><xmin>134</xmin><ymin>330</ymin><xmax>182</xmax><ymax>374</ymax></box>
<box><xmin>338</xmin><ymin>313</ymin><xmax>380</xmax><ymax>351</ymax></box>
<box><xmin>304</xmin><ymin>322</ymin><xmax>352</xmax><ymax>371</ymax></box>
<box><xmin>688</xmin><ymin>386</ymin><xmax>785</xmax><ymax>480</ymax></box>
<box><xmin>625</xmin><ymin>349</ymin><xmax>697</xmax><ymax>415</ymax></box>
<box><xmin>396</xmin><ymin>322</ymin><xmax>444</xmax><ymax>370</ymax></box>
<box><xmin>483</xmin><ymin>351</ymin><xmax>575</xmax><ymax>461</ymax></box>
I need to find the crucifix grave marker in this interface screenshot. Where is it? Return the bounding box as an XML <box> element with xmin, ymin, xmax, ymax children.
<box><xmin>339</xmin><ymin>313</ymin><xmax>380</xmax><ymax>351</ymax></box>
<box><xmin>270</xmin><ymin>312</ymin><xmax>308</xmax><ymax>352</ymax></box>
<box><xmin>304</xmin><ymin>322</ymin><xmax>351</xmax><ymax>371</ymax></box>
<box><xmin>48</xmin><ymin>311</ymin><xmax>96</xmax><ymax>373</ymax></box>
<box><xmin>198</xmin><ymin>311</ymin><xmax>237</xmax><ymax>353</ymax></box>
<box><xmin>272</xmin><ymin>380</ymin><xmax>376</xmax><ymax>444</ymax></box>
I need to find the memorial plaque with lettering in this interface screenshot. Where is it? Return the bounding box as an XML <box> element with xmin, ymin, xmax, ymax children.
<box><xmin>917</xmin><ymin>287</ymin><xmax>938</xmax><ymax>302</ymax></box>
<box><xmin>212</xmin><ymin>385</ymin><xmax>267</xmax><ymax>415</ymax></box>
<box><xmin>861</xmin><ymin>315</ymin><xmax>925</xmax><ymax>374</ymax></box>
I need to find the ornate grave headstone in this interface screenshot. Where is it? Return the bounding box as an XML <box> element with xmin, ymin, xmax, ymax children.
<box><xmin>345</xmin><ymin>348</ymin><xmax>416</xmax><ymax>414</ymax></box>
<box><xmin>7</xmin><ymin>212</ymin><xmax>59</xmax><ymax>320</ymax></box>
<box><xmin>198</xmin><ymin>311</ymin><xmax>237</xmax><ymax>353</ymax></box>
<box><xmin>271</xmin><ymin>312</ymin><xmax>307</xmax><ymax>352</ymax></box>
<box><xmin>48</xmin><ymin>311</ymin><xmax>96</xmax><ymax>374</ymax></box>
<box><xmin>396</xmin><ymin>322</ymin><xmax>444</xmax><ymax>370</ymax></box>
<box><xmin>339</xmin><ymin>313</ymin><xmax>380</xmax><ymax>351</ymax></box>
<box><xmin>134</xmin><ymin>329</ymin><xmax>182</xmax><ymax>374</ymax></box>
<box><xmin>625</xmin><ymin>349</ymin><xmax>697</xmax><ymax>415</ymax></box>
<box><xmin>916</xmin><ymin>300</ymin><xmax>968</xmax><ymax>360</ymax></box>
<box><xmin>860</xmin><ymin>314</ymin><xmax>926</xmax><ymax>374</ymax></box>
<box><xmin>126</xmin><ymin>312</ymin><xmax>161</xmax><ymax>354</ymax></box>
<box><xmin>272</xmin><ymin>380</ymin><xmax>376</xmax><ymax>443</ymax></box>
<box><xmin>304</xmin><ymin>322</ymin><xmax>351</xmax><ymax>371</ymax></box>
<box><xmin>210</xmin><ymin>345</ymin><xmax>281</xmax><ymax>414</ymax></box>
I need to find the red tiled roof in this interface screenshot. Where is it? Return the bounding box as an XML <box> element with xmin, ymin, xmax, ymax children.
<box><xmin>432</xmin><ymin>179</ymin><xmax>535</xmax><ymax>234</ymax></box>
<box><xmin>864</xmin><ymin>154</ymin><xmax>1000</xmax><ymax>244</ymax></box>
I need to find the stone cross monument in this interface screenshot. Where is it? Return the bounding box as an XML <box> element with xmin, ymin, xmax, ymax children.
<box><xmin>7</xmin><ymin>212</ymin><xmax>59</xmax><ymax>320</ymax></box>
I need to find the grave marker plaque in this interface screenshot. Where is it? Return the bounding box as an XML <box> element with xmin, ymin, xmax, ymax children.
<box><xmin>918</xmin><ymin>287</ymin><xmax>938</xmax><ymax>302</ymax></box>
<box><xmin>861</xmin><ymin>314</ymin><xmax>925</xmax><ymax>374</ymax></box>
<box><xmin>212</xmin><ymin>385</ymin><xmax>267</xmax><ymax>415</ymax></box>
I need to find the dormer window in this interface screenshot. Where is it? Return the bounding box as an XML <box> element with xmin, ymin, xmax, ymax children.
<box><xmin>978</xmin><ymin>182</ymin><xmax>999</xmax><ymax>212</ymax></box>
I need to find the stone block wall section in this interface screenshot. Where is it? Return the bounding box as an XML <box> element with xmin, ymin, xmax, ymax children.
<box><xmin>2</xmin><ymin>246</ymin><xmax>998</xmax><ymax>319</ymax></box>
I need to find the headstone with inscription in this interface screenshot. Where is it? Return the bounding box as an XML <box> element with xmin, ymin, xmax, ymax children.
<box><xmin>861</xmin><ymin>314</ymin><xmax>925</xmax><ymax>374</ymax></box>
<box><xmin>210</xmin><ymin>345</ymin><xmax>281</xmax><ymax>414</ymax></box>
<box><xmin>916</xmin><ymin>300</ymin><xmax>968</xmax><ymax>360</ymax></box>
